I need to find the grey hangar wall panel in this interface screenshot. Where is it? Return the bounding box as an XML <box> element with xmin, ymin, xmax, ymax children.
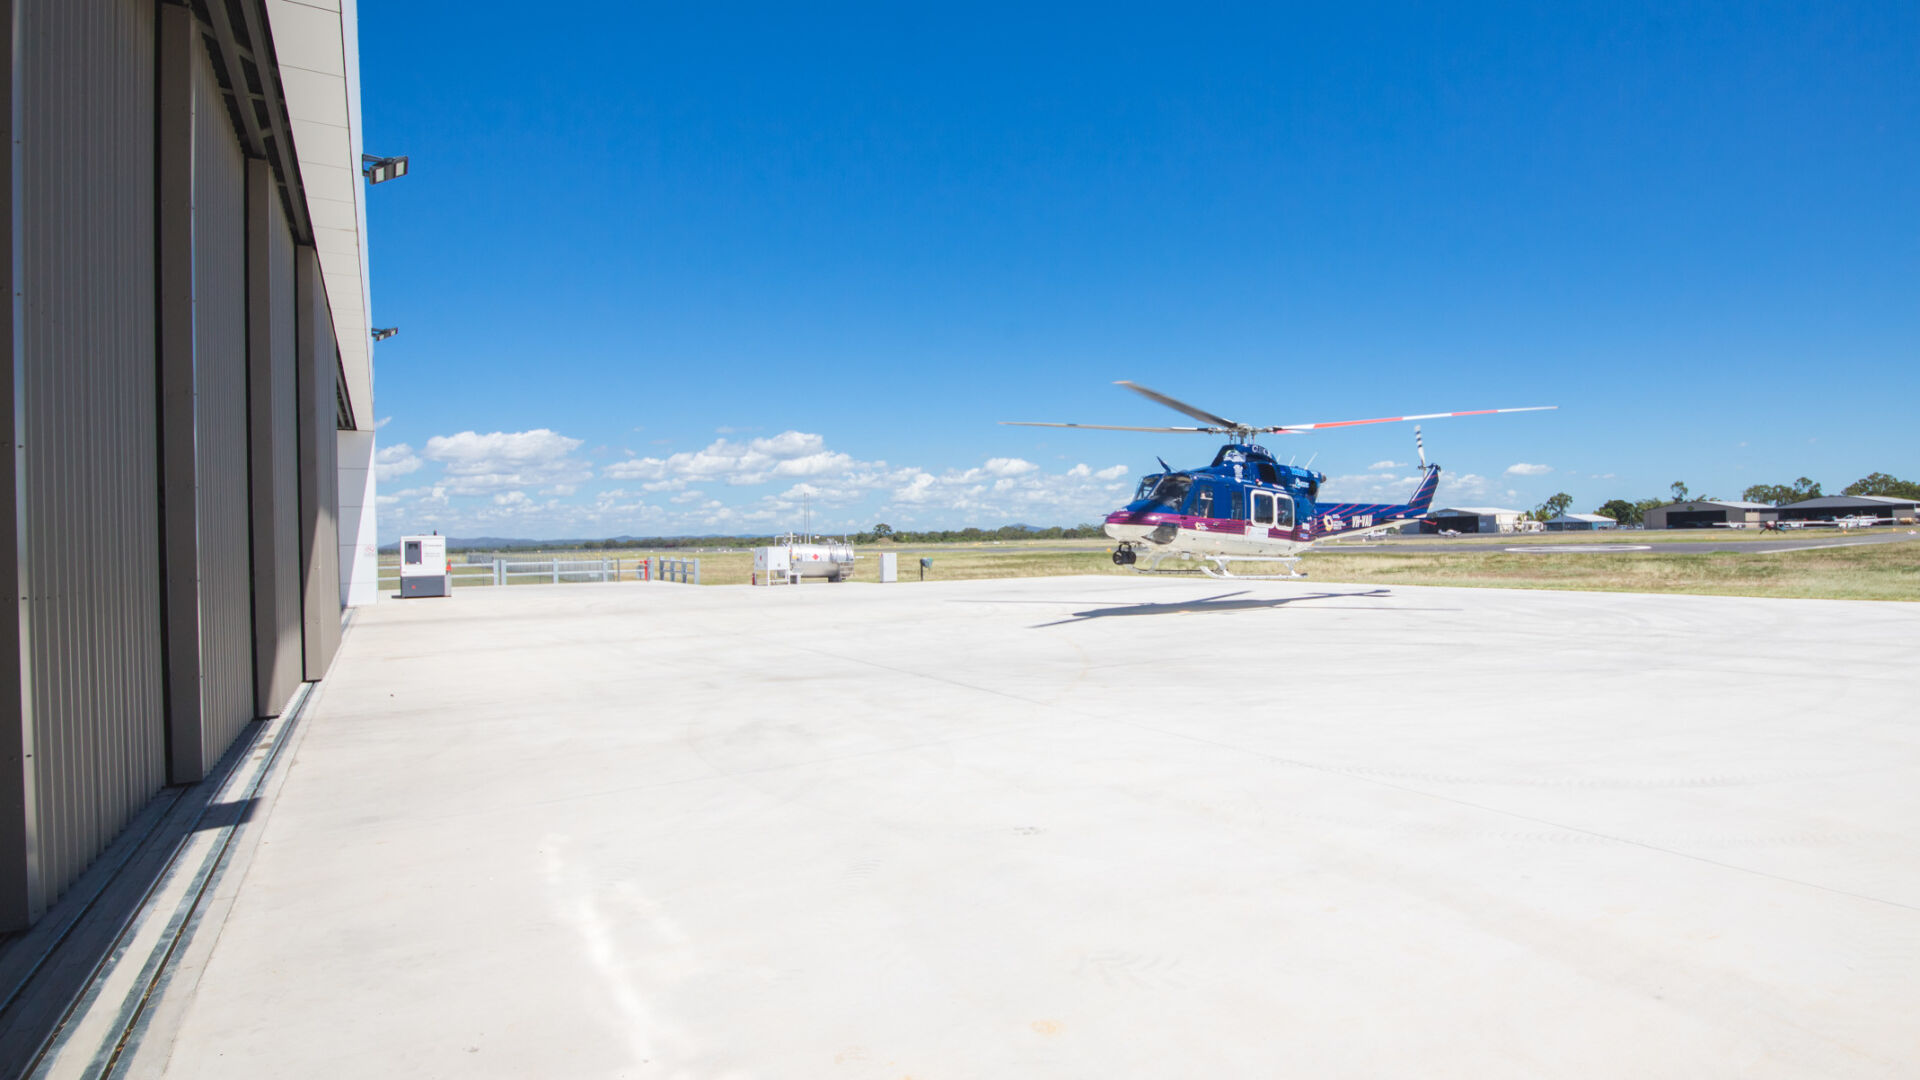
<box><xmin>1</xmin><ymin>0</ymin><xmax>167</xmax><ymax>926</ymax></box>
<box><xmin>189</xmin><ymin>35</ymin><xmax>256</xmax><ymax>777</ymax></box>
<box><xmin>250</xmin><ymin>162</ymin><xmax>304</xmax><ymax>717</ymax></box>
<box><xmin>298</xmin><ymin>249</ymin><xmax>343</xmax><ymax>680</ymax></box>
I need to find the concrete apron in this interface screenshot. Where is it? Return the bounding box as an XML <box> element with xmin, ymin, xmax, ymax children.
<box><xmin>98</xmin><ymin>578</ymin><xmax>1920</xmax><ymax>1078</ymax></box>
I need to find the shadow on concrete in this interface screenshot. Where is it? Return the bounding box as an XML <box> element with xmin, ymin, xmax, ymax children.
<box><xmin>192</xmin><ymin>797</ymin><xmax>259</xmax><ymax>833</ymax></box>
<box><xmin>0</xmin><ymin>721</ymin><xmax>271</xmax><ymax>1076</ymax></box>
<box><xmin>1014</xmin><ymin>588</ymin><xmax>1401</xmax><ymax>627</ymax></box>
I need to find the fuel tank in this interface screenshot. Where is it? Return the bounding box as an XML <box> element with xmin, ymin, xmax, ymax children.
<box><xmin>784</xmin><ymin>541</ymin><xmax>855</xmax><ymax>580</ymax></box>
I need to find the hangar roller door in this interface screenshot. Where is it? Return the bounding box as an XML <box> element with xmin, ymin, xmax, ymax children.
<box><xmin>189</xmin><ymin>37</ymin><xmax>257</xmax><ymax>776</ymax></box>
<box><xmin>3</xmin><ymin>0</ymin><xmax>168</xmax><ymax>925</ymax></box>
<box><xmin>1665</xmin><ymin>510</ymin><xmax>1728</xmax><ymax>529</ymax></box>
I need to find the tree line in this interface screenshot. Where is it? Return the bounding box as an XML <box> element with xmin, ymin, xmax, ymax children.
<box><xmin>1530</xmin><ymin>472</ymin><xmax>1917</xmax><ymax>526</ymax></box>
<box><xmin>534</xmin><ymin>523</ymin><xmax>1110</xmax><ymax>551</ymax></box>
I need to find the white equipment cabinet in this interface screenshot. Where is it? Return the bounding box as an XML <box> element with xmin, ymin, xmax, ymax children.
<box><xmin>752</xmin><ymin>546</ymin><xmax>792</xmax><ymax>585</ymax></box>
<box><xmin>399</xmin><ymin>534</ymin><xmax>451</xmax><ymax>598</ymax></box>
<box><xmin>879</xmin><ymin>552</ymin><xmax>897</xmax><ymax>583</ymax></box>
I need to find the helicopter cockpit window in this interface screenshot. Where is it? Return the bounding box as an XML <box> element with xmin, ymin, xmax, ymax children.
<box><xmin>1136</xmin><ymin>477</ymin><xmax>1158</xmax><ymax>501</ymax></box>
<box><xmin>1192</xmin><ymin>486</ymin><xmax>1215</xmax><ymax>518</ymax></box>
<box><xmin>1144</xmin><ymin>474</ymin><xmax>1191</xmax><ymax>510</ymax></box>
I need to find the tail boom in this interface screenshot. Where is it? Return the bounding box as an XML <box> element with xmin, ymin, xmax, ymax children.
<box><xmin>1310</xmin><ymin>465</ymin><xmax>1441</xmax><ymax>539</ymax></box>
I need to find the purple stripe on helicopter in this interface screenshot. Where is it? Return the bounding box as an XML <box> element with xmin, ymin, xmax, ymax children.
<box><xmin>1105</xmin><ymin>510</ymin><xmax>1310</xmax><ymax>542</ymax></box>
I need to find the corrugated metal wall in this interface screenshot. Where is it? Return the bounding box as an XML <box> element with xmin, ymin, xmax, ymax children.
<box><xmin>299</xmin><ymin>250</ymin><xmax>343</xmax><ymax>679</ymax></box>
<box><xmin>16</xmin><ymin>0</ymin><xmax>166</xmax><ymax>908</ymax></box>
<box><xmin>190</xmin><ymin>44</ymin><xmax>256</xmax><ymax>774</ymax></box>
<box><xmin>252</xmin><ymin>166</ymin><xmax>304</xmax><ymax>715</ymax></box>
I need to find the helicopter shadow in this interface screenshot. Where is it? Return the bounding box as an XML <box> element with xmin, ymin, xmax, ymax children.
<box><xmin>1013</xmin><ymin>587</ymin><xmax>1405</xmax><ymax>627</ymax></box>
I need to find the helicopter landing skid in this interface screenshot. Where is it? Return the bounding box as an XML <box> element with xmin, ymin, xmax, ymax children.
<box><xmin>1115</xmin><ymin>546</ymin><xmax>1206</xmax><ymax>575</ymax></box>
<box><xmin>1119</xmin><ymin>547</ymin><xmax>1304</xmax><ymax>578</ymax></box>
<box><xmin>1198</xmin><ymin>555</ymin><xmax>1306</xmax><ymax>580</ymax></box>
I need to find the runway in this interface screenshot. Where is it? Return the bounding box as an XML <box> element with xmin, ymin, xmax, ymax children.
<box><xmin>1324</xmin><ymin>530</ymin><xmax>1920</xmax><ymax>555</ymax></box>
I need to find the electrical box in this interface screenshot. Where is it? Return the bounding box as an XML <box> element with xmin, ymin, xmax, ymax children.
<box><xmin>399</xmin><ymin>534</ymin><xmax>451</xmax><ymax>598</ymax></box>
<box><xmin>752</xmin><ymin>546</ymin><xmax>791</xmax><ymax>585</ymax></box>
<box><xmin>879</xmin><ymin>552</ymin><xmax>897</xmax><ymax>583</ymax></box>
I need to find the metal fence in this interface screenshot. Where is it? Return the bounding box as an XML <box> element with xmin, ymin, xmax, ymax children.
<box><xmin>656</xmin><ymin>557</ymin><xmax>699</xmax><ymax>584</ymax></box>
<box><xmin>379</xmin><ymin>556</ymin><xmax>701</xmax><ymax>589</ymax></box>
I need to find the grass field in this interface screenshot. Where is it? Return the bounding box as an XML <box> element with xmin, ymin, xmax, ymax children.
<box><xmin>379</xmin><ymin>533</ymin><xmax>1920</xmax><ymax>602</ymax></box>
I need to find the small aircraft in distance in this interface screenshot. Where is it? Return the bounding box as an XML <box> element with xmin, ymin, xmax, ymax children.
<box><xmin>1759</xmin><ymin>515</ymin><xmax>1898</xmax><ymax>531</ymax></box>
<box><xmin>1003</xmin><ymin>382</ymin><xmax>1555</xmax><ymax>579</ymax></box>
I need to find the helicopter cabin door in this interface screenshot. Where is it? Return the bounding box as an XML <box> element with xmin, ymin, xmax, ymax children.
<box><xmin>1249</xmin><ymin>490</ymin><xmax>1295</xmax><ymax>536</ymax></box>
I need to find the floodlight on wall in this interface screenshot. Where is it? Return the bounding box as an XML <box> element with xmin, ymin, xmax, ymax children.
<box><xmin>371</xmin><ymin>327</ymin><xmax>399</xmax><ymax>341</ymax></box>
<box><xmin>362</xmin><ymin>153</ymin><xmax>410</xmax><ymax>184</ymax></box>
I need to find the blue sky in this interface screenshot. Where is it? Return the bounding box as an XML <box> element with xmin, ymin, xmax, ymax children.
<box><xmin>360</xmin><ymin>2</ymin><xmax>1917</xmax><ymax>540</ymax></box>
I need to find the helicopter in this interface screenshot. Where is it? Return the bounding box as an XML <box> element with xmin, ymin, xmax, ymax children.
<box><xmin>1004</xmin><ymin>382</ymin><xmax>1556</xmax><ymax>579</ymax></box>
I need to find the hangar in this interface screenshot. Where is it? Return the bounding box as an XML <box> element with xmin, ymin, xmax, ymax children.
<box><xmin>1545</xmin><ymin>512</ymin><xmax>1618</xmax><ymax>531</ymax></box>
<box><xmin>1643</xmin><ymin>500</ymin><xmax>1777</xmax><ymax>529</ymax></box>
<box><xmin>1420</xmin><ymin>507</ymin><xmax>1528</xmax><ymax>534</ymax></box>
<box><xmin>1777</xmin><ymin>495</ymin><xmax>1919</xmax><ymax>523</ymax></box>
<box><xmin>0</xmin><ymin>0</ymin><xmax>380</xmax><ymax>929</ymax></box>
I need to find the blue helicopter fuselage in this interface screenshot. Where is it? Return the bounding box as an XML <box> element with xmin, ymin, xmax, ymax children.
<box><xmin>1103</xmin><ymin>443</ymin><xmax>1441</xmax><ymax>555</ymax></box>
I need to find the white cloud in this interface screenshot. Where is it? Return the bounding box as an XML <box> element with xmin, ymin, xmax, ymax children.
<box><xmin>772</xmin><ymin>451</ymin><xmax>857</xmax><ymax>477</ymax></box>
<box><xmin>1320</xmin><ymin>472</ymin><xmax>1426</xmax><ymax>501</ymax></box>
<box><xmin>374</xmin><ymin>443</ymin><xmax>422</xmax><ymax>482</ymax></box>
<box><xmin>374</xmin><ymin>416</ymin><xmax>394</xmax><ymax>430</ymax></box>
<box><xmin>878</xmin><ymin>457</ymin><xmax>1133</xmax><ymax>523</ymax></box>
<box><xmin>982</xmin><ymin>457</ymin><xmax>1038</xmax><ymax>477</ymax></box>
<box><xmin>381</xmin><ymin>426</ymin><xmax>1141</xmax><ymax>541</ymax></box>
<box><xmin>1505</xmin><ymin>463</ymin><xmax>1553</xmax><ymax>476</ymax></box>
<box><xmin>601</xmin><ymin>430</ymin><xmax>883</xmax><ymax>488</ymax></box>
<box><xmin>1447</xmin><ymin>473</ymin><xmax>1495</xmax><ymax>499</ymax></box>
<box><xmin>1367</xmin><ymin>460</ymin><xmax>1408</xmax><ymax>470</ymax></box>
<box><xmin>423</xmin><ymin>428</ymin><xmax>592</xmax><ymax>495</ymax></box>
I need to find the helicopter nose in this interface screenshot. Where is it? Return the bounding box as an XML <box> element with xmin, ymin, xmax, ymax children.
<box><xmin>1104</xmin><ymin>511</ymin><xmax>1154</xmax><ymax>544</ymax></box>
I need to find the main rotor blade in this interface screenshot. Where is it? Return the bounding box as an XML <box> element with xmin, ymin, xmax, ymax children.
<box><xmin>1000</xmin><ymin>421</ymin><xmax>1223</xmax><ymax>433</ymax></box>
<box><xmin>1265</xmin><ymin>405</ymin><xmax>1557</xmax><ymax>433</ymax></box>
<box><xmin>1114</xmin><ymin>381</ymin><xmax>1242</xmax><ymax>430</ymax></box>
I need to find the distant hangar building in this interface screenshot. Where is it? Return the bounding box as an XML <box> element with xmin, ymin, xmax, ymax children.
<box><xmin>1420</xmin><ymin>507</ymin><xmax>1528</xmax><ymax>534</ymax></box>
<box><xmin>1643</xmin><ymin>500</ymin><xmax>1777</xmax><ymax>529</ymax></box>
<box><xmin>1</xmin><ymin>0</ymin><xmax>382</xmax><ymax>929</ymax></box>
<box><xmin>1545</xmin><ymin>513</ymin><xmax>1619</xmax><ymax>532</ymax></box>
<box><xmin>1777</xmin><ymin>495</ymin><xmax>1920</xmax><ymax>523</ymax></box>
